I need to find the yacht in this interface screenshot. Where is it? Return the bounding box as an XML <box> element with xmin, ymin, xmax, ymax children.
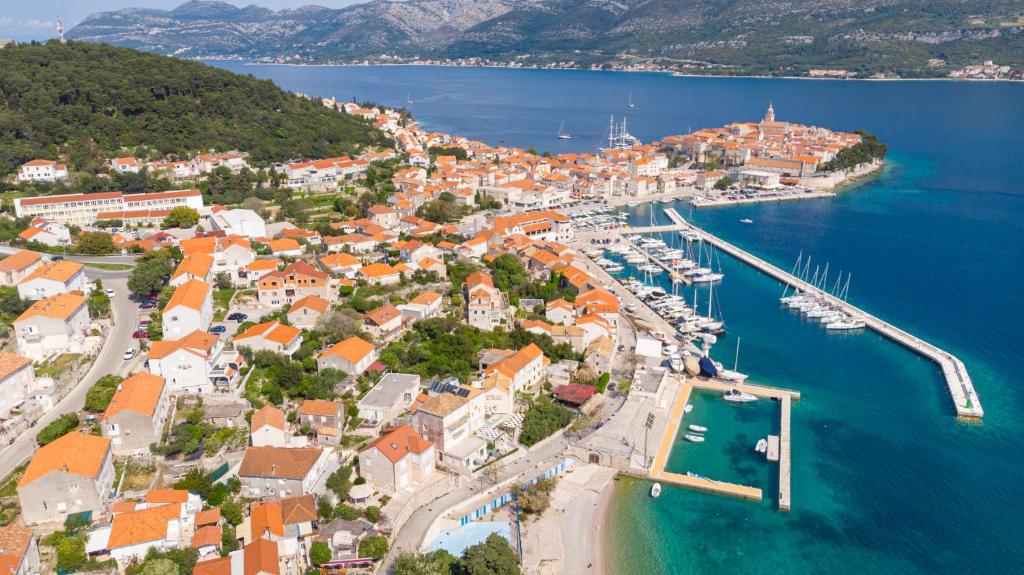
<box><xmin>688</xmin><ymin>424</ymin><xmax>708</xmax><ymax>433</ymax></box>
<box><xmin>557</xmin><ymin>120</ymin><xmax>572</xmax><ymax>140</ymax></box>
<box><xmin>650</xmin><ymin>482</ymin><xmax>662</xmax><ymax>498</ymax></box>
<box><xmin>722</xmin><ymin>389</ymin><xmax>758</xmax><ymax>403</ymax></box>
<box><xmin>669</xmin><ymin>355</ymin><xmax>683</xmax><ymax>372</ymax></box>
<box><xmin>684</xmin><ymin>434</ymin><xmax>705</xmax><ymax>443</ymax></box>
<box><xmin>826</xmin><ymin>318</ymin><xmax>866</xmax><ymax>330</ymax></box>
<box><xmin>740</xmin><ymin>218</ymin><xmax>753</xmax><ymax>224</ymax></box>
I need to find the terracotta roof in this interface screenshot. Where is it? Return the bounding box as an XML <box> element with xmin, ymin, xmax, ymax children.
<box><xmin>464</xmin><ymin>271</ymin><xmax>493</xmax><ymax>288</ymax></box>
<box><xmin>0</xmin><ymin>524</ymin><xmax>33</xmax><ymax>575</ymax></box>
<box><xmin>299</xmin><ymin>399</ymin><xmax>339</xmax><ymax>417</ymax></box>
<box><xmin>192</xmin><ymin>525</ymin><xmax>221</xmax><ymax>549</ymax></box>
<box><xmin>251</xmin><ymin>405</ymin><xmax>285</xmax><ymax>431</ymax></box>
<box><xmin>249</xmin><ymin>501</ymin><xmax>284</xmax><ymax>538</ymax></box>
<box><xmin>18</xmin><ymin>432</ymin><xmax>110</xmax><ymax>488</ymax></box>
<box><xmin>148</xmin><ymin>330</ymin><xmax>219</xmax><ymax>360</ymax></box>
<box><xmin>409</xmin><ymin>291</ymin><xmax>441</xmax><ymax>306</ymax></box>
<box><xmin>18</xmin><ymin>191</ymin><xmax>121</xmax><ymax>207</ymax></box>
<box><xmin>0</xmin><ymin>352</ymin><xmax>32</xmax><ymax>382</ymax></box>
<box><xmin>193</xmin><ymin>556</ymin><xmax>232</xmax><ymax>575</ymax></box>
<box><xmin>320</xmin><ymin>336</ymin><xmax>375</xmax><ymax>364</ymax></box>
<box><xmin>144</xmin><ymin>488</ymin><xmax>190</xmax><ymax>504</ymax></box>
<box><xmin>173</xmin><ymin>252</ymin><xmax>214</xmax><ymax>280</ymax></box>
<box><xmin>238</xmin><ymin>447</ymin><xmax>323</xmax><ymax>480</ymax></box>
<box><xmin>319</xmin><ymin>252</ymin><xmax>360</xmax><ymax>268</ymax></box>
<box><xmin>195</xmin><ymin>508</ymin><xmax>221</xmax><ymax>527</ymax></box>
<box><xmin>267</xmin><ymin>238</ymin><xmax>301</xmax><ymax>253</ymax></box>
<box><xmin>107</xmin><ymin>502</ymin><xmax>181</xmax><ymax>549</ymax></box>
<box><xmin>102</xmin><ymin>373</ymin><xmax>166</xmax><ymax>421</ymax></box>
<box><xmin>362</xmin><ymin>424</ymin><xmax>432</xmax><ymax>464</ymax></box>
<box><xmin>0</xmin><ymin>250</ymin><xmax>41</xmax><ymax>273</ymax></box>
<box><xmin>364</xmin><ymin>304</ymin><xmax>401</xmax><ymax>327</ymax></box>
<box><xmin>553</xmin><ymin>384</ymin><xmax>597</xmax><ymax>406</ymax></box>
<box><xmin>289</xmin><ymin>295</ymin><xmax>330</xmax><ymax>314</ymax></box>
<box><xmin>243</xmin><ymin>538</ymin><xmax>279</xmax><ymax>575</ymax></box>
<box><xmin>490</xmin><ymin>343</ymin><xmax>544</xmax><ymax>380</ymax></box>
<box><xmin>19</xmin><ymin>260</ymin><xmax>83</xmax><ymax>284</ymax></box>
<box><xmin>280</xmin><ymin>494</ymin><xmax>317</xmax><ymax>525</ymax></box>
<box><xmin>358</xmin><ymin>262</ymin><xmax>398</xmax><ymax>278</ymax></box>
<box><xmin>165</xmin><ymin>279</ymin><xmax>211</xmax><ymax>312</ymax></box>
<box><xmin>235</xmin><ymin>321</ymin><xmax>301</xmax><ymax>347</ymax></box>
<box><xmin>417</xmin><ymin>393</ymin><xmax>467</xmax><ymax>418</ymax></box>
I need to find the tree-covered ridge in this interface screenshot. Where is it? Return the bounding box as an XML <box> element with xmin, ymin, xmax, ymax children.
<box><xmin>819</xmin><ymin>130</ymin><xmax>888</xmax><ymax>172</ymax></box>
<box><xmin>0</xmin><ymin>41</ymin><xmax>386</xmax><ymax>176</ymax></box>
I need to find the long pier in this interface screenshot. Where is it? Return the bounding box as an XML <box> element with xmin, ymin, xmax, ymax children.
<box><xmin>779</xmin><ymin>395</ymin><xmax>792</xmax><ymax>512</ymax></box>
<box><xmin>663</xmin><ymin>208</ymin><xmax>983</xmax><ymax>419</ymax></box>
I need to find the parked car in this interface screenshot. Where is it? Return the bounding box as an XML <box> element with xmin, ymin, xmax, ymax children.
<box><xmin>132</xmin><ymin>330</ymin><xmax>148</xmax><ymax>339</ymax></box>
<box><xmin>139</xmin><ymin>301</ymin><xmax>157</xmax><ymax>309</ymax></box>
<box><xmin>226</xmin><ymin>312</ymin><xmax>248</xmax><ymax>322</ymax></box>
<box><xmin>105</xmin><ymin>288</ymin><xmax>116</xmax><ymax>297</ymax></box>
<box><xmin>210</xmin><ymin>325</ymin><xmax>227</xmax><ymax>334</ymax></box>
<box><xmin>123</xmin><ymin>348</ymin><xmax>137</xmax><ymax>360</ymax></box>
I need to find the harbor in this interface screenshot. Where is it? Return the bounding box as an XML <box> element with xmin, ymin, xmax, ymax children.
<box><xmin>661</xmin><ymin>207</ymin><xmax>984</xmax><ymax>419</ymax></box>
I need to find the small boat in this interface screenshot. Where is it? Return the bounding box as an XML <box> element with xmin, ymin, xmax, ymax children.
<box><xmin>722</xmin><ymin>389</ymin><xmax>758</xmax><ymax>403</ymax></box>
<box><xmin>684</xmin><ymin>404</ymin><xmax>693</xmax><ymax>414</ymax></box>
<box><xmin>826</xmin><ymin>318</ymin><xmax>866</xmax><ymax>330</ymax></box>
<box><xmin>688</xmin><ymin>424</ymin><xmax>708</xmax><ymax>433</ymax></box>
<box><xmin>740</xmin><ymin>218</ymin><xmax>753</xmax><ymax>224</ymax></box>
<box><xmin>755</xmin><ymin>438</ymin><xmax>768</xmax><ymax>453</ymax></box>
<box><xmin>684</xmin><ymin>434</ymin><xmax>705</xmax><ymax>443</ymax></box>
<box><xmin>669</xmin><ymin>355</ymin><xmax>683</xmax><ymax>372</ymax></box>
<box><xmin>557</xmin><ymin>120</ymin><xmax>572</xmax><ymax>140</ymax></box>
<box><xmin>683</xmin><ymin>356</ymin><xmax>701</xmax><ymax>376</ymax></box>
<box><xmin>650</xmin><ymin>482</ymin><xmax>662</xmax><ymax>498</ymax></box>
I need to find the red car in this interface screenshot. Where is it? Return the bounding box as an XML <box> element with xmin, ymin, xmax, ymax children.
<box><xmin>133</xmin><ymin>329</ymin><xmax>148</xmax><ymax>339</ymax></box>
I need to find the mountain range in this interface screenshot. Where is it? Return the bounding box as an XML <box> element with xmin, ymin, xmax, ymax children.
<box><xmin>66</xmin><ymin>0</ymin><xmax>1024</xmax><ymax>77</ymax></box>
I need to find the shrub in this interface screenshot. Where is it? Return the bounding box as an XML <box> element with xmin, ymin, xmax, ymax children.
<box><xmin>36</xmin><ymin>413</ymin><xmax>79</xmax><ymax>446</ymax></box>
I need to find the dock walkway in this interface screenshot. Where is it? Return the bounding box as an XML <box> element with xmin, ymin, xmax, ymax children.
<box><xmin>663</xmin><ymin>208</ymin><xmax>983</xmax><ymax>419</ymax></box>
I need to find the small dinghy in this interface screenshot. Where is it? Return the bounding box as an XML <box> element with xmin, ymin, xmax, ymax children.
<box><xmin>688</xmin><ymin>424</ymin><xmax>708</xmax><ymax>433</ymax></box>
<box><xmin>684</xmin><ymin>434</ymin><xmax>705</xmax><ymax>443</ymax></box>
<box><xmin>755</xmin><ymin>438</ymin><xmax>768</xmax><ymax>454</ymax></box>
<box><xmin>651</xmin><ymin>482</ymin><xmax>662</xmax><ymax>498</ymax></box>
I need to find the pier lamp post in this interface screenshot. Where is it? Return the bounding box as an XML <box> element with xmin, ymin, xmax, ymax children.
<box><xmin>644</xmin><ymin>412</ymin><xmax>655</xmax><ymax>469</ymax></box>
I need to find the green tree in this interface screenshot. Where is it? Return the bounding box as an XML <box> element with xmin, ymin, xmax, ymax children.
<box><xmin>713</xmin><ymin>176</ymin><xmax>735</xmax><ymax>190</ymax></box>
<box><xmin>0</xmin><ymin>287</ymin><xmax>29</xmax><ymax>316</ymax></box>
<box><xmin>88</xmin><ymin>290</ymin><xmax>112</xmax><ymax>318</ymax></box>
<box><xmin>334</xmin><ymin>503</ymin><xmax>359</xmax><ymax>521</ymax></box>
<box><xmin>162</xmin><ymin>207</ymin><xmax>200</xmax><ymax>229</ymax></box>
<box><xmin>518</xmin><ymin>397</ymin><xmax>573</xmax><ymax>447</ymax></box>
<box><xmin>84</xmin><ymin>375</ymin><xmax>124</xmax><ymax>412</ymax></box>
<box><xmin>326</xmin><ymin>464</ymin><xmax>354</xmax><ymax>500</ymax></box>
<box><xmin>129</xmin><ymin>252</ymin><xmax>176</xmax><ymax>296</ymax></box>
<box><xmin>36</xmin><ymin>413</ymin><xmax>79</xmax><ymax>445</ymax></box>
<box><xmin>309</xmin><ymin>541</ymin><xmax>332</xmax><ymax>567</ymax></box>
<box><xmin>74</xmin><ymin>231</ymin><xmax>118</xmax><ymax>255</ymax></box>
<box><xmin>140</xmin><ymin>558</ymin><xmax>179</xmax><ymax>575</ymax></box>
<box><xmin>221</xmin><ymin>499</ymin><xmax>244</xmax><ymax>526</ymax></box>
<box><xmin>364</xmin><ymin>505</ymin><xmax>381</xmax><ymax>523</ymax></box>
<box><xmin>392</xmin><ymin>551</ymin><xmax>459</xmax><ymax>575</ymax></box>
<box><xmin>358</xmin><ymin>535</ymin><xmax>389</xmax><ymax>561</ymax></box>
<box><xmin>55</xmin><ymin>534</ymin><xmax>86</xmax><ymax>571</ymax></box>
<box><xmin>461</xmin><ymin>534</ymin><xmax>520</xmax><ymax>575</ymax></box>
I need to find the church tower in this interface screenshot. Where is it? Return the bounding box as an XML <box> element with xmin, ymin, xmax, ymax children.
<box><xmin>763</xmin><ymin>102</ymin><xmax>775</xmax><ymax>123</ymax></box>
<box><xmin>57</xmin><ymin>17</ymin><xmax>65</xmax><ymax>44</ymax></box>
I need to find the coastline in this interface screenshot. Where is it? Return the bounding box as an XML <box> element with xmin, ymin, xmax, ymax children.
<box><xmin>595</xmin><ymin>475</ymin><xmax>615</xmax><ymax>575</ymax></box>
<box><xmin>212</xmin><ymin>60</ymin><xmax>1024</xmax><ymax>83</ymax></box>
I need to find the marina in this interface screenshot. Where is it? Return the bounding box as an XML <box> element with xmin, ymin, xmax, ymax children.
<box><xmin>661</xmin><ymin>207</ymin><xmax>983</xmax><ymax>419</ymax></box>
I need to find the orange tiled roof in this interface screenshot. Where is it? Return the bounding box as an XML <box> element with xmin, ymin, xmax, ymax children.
<box><xmin>243</xmin><ymin>538</ymin><xmax>279</xmax><ymax>575</ymax></box>
<box><xmin>192</xmin><ymin>525</ymin><xmax>221</xmax><ymax>549</ymax></box>
<box><xmin>107</xmin><ymin>503</ymin><xmax>180</xmax><ymax>549</ymax></box>
<box><xmin>145</xmin><ymin>488</ymin><xmax>190</xmax><ymax>504</ymax></box>
<box><xmin>102</xmin><ymin>373</ymin><xmax>166</xmax><ymax>421</ymax></box>
<box><xmin>359</xmin><ymin>262</ymin><xmax>398</xmax><ymax>278</ymax></box>
<box><xmin>0</xmin><ymin>524</ymin><xmax>33</xmax><ymax>575</ymax></box>
<box><xmin>238</xmin><ymin>446</ymin><xmax>323</xmax><ymax>480</ymax></box>
<box><xmin>299</xmin><ymin>399</ymin><xmax>338</xmax><ymax>417</ymax></box>
<box><xmin>0</xmin><ymin>250</ymin><xmax>41</xmax><ymax>273</ymax></box>
<box><xmin>148</xmin><ymin>330</ymin><xmax>219</xmax><ymax>360</ymax></box>
<box><xmin>193</xmin><ymin>556</ymin><xmax>232</xmax><ymax>575</ymax></box>
<box><xmin>362</xmin><ymin>424</ymin><xmax>432</xmax><ymax>464</ymax></box>
<box><xmin>320</xmin><ymin>336</ymin><xmax>374</xmax><ymax>364</ymax></box>
<box><xmin>18</xmin><ymin>433</ymin><xmax>110</xmax><ymax>488</ymax></box>
<box><xmin>251</xmin><ymin>405</ymin><xmax>285</xmax><ymax>431</ymax></box>
<box><xmin>165</xmin><ymin>279</ymin><xmax>211</xmax><ymax>312</ymax></box>
<box><xmin>289</xmin><ymin>295</ymin><xmax>330</xmax><ymax>314</ymax></box>
<box><xmin>19</xmin><ymin>260</ymin><xmax>82</xmax><ymax>284</ymax></box>
<box><xmin>15</xmin><ymin>292</ymin><xmax>86</xmax><ymax>323</ymax></box>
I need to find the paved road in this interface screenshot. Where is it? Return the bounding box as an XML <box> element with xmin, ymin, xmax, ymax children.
<box><xmin>0</xmin><ymin>244</ymin><xmax>140</xmax><ymax>266</ymax></box>
<box><xmin>383</xmin><ymin>437</ymin><xmax>569</xmax><ymax>570</ymax></box>
<box><xmin>0</xmin><ymin>274</ymin><xmax>138</xmax><ymax>472</ymax></box>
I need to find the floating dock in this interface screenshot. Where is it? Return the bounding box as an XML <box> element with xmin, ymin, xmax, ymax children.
<box><xmin>663</xmin><ymin>207</ymin><xmax>983</xmax><ymax>419</ymax></box>
<box><xmin>779</xmin><ymin>395</ymin><xmax>792</xmax><ymax>512</ymax></box>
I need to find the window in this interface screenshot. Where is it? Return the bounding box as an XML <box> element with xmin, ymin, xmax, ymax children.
<box><xmin>69</xmin><ymin>483</ymin><xmax>79</xmax><ymax>492</ymax></box>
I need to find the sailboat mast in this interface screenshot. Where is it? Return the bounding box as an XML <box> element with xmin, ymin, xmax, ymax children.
<box><xmin>734</xmin><ymin>337</ymin><xmax>741</xmax><ymax>371</ymax></box>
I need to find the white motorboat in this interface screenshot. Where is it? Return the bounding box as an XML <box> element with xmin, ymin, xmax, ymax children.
<box><xmin>684</xmin><ymin>434</ymin><xmax>705</xmax><ymax>443</ymax></box>
<box><xmin>625</xmin><ymin>303</ymin><xmax>637</xmax><ymax>313</ymax></box>
<box><xmin>669</xmin><ymin>355</ymin><xmax>683</xmax><ymax>372</ymax></box>
<box><xmin>688</xmin><ymin>424</ymin><xmax>708</xmax><ymax>433</ymax></box>
<box><xmin>684</xmin><ymin>404</ymin><xmax>693</xmax><ymax>414</ymax></box>
<box><xmin>755</xmin><ymin>438</ymin><xmax>768</xmax><ymax>453</ymax></box>
<box><xmin>740</xmin><ymin>218</ymin><xmax>753</xmax><ymax>224</ymax></box>
<box><xmin>662</xmin><ymin>343</ymin><xmax>679</xmax><ymax>355</ymax></box>
<box><xmin>717</xmin><ymin>369</ymin><xmax>748</xmax><ymax>383</ymax></box>
<box><xmin>722</xmin><ymin>389</ymin><xmax>758</xmax><ymax>403</ymax></box>
<box><xmin>650</xmin><ymin>482</ymin><xmax>662</xmax><ymax>498</ymax></box>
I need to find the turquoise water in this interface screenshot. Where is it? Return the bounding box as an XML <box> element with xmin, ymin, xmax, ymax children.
<box><xmin>207</xmin><ymin>64</ymin><xmax>1024</xmax><ymax>573</ymax></box>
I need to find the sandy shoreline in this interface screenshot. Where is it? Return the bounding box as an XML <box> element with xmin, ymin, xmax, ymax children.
<box><xmin>594</xmin><ymin>475</ymin><xmax>616</xmax><ymax>575</ymax></box>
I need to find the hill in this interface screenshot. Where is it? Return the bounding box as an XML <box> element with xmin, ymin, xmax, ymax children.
<box><xmin>65</xmin><ymin>0</ymin><xmax>1024</xmax><ymax>78</ymax></box>
<box><xmin>0</xmin><ymin>41</ymin><xmax>386</xmax><ymax>176</ymax></box>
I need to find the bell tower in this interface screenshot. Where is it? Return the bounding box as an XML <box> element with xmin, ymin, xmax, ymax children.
<box><xmin>763</xmin><ymin>102</ymin><xmax>775</xmax><ymax>123</ymax></box>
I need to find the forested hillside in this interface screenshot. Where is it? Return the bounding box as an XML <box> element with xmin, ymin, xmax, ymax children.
<box><xmin>0</xmin><ymin>41</ymin><xmax>385</xmax><ymax>176</ymax></box>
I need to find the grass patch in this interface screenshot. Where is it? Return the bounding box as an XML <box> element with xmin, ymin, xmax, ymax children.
<box><xmin>85</xmin><ymin>262</ymin><xmax>133</xmax><ymax>271</ymax></box>
<box><xmin>213</xmin><ymin>288</ymin><xmax>236</xmax><ymax>322</ymax></box>
<box><xmin>113</xmin><ymin>461</ymin><xmax>126</xmax><ymax>493</ymax></box>
<box><xmin>122</xmin><ymin>462</ymin><xmax>156</xmax><ymax>491</ymax></box>
<box><xmin>36</xmin><ymin>353</ymin><xmax>81</xmax><ymax>379</ymax></box>
<box><xmin>0</xmin><ymin>464</ymin><xmax>26</xmax><ymax>497</ymax></box>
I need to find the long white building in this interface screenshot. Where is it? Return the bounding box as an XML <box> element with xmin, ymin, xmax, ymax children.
<box><xmin>14</xmin><ymin>189</ymin><xmax>204</xmax><ymax>225</ymax></box>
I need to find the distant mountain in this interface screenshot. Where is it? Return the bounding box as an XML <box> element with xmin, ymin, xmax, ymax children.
<box><xmin>67</xmin><ymin>0</ymin><xmax>1024</xmax><ymax>77</ymax></box>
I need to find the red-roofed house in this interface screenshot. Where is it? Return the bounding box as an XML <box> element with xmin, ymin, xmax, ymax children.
<box><xmin>358</xmin><ymin>425</ymin><xmax>435</xmax><ymax>494</ymax></box>
<box><xmin>234</xmin><ymin>321</ymin><xmax>303</xmax><ymax>356</ymax></box>
<box><xmin>17</xmin><ymin>159</ymin><xmax>67</xmax><ymax>183</ymax></box>
<box><xmin>17</xmin><ymin>433</ymin><xmax>114</xmax><ymax>525</ymax></box>
<box><xmin>101</xmin><ymin>373</ymin><xmax>169</xmax><ymax>456</ymax></box>
<box><xmin>0</xmin><ymin>524</ymin><xmax>40</xmax><ymax>575</ymax></box>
